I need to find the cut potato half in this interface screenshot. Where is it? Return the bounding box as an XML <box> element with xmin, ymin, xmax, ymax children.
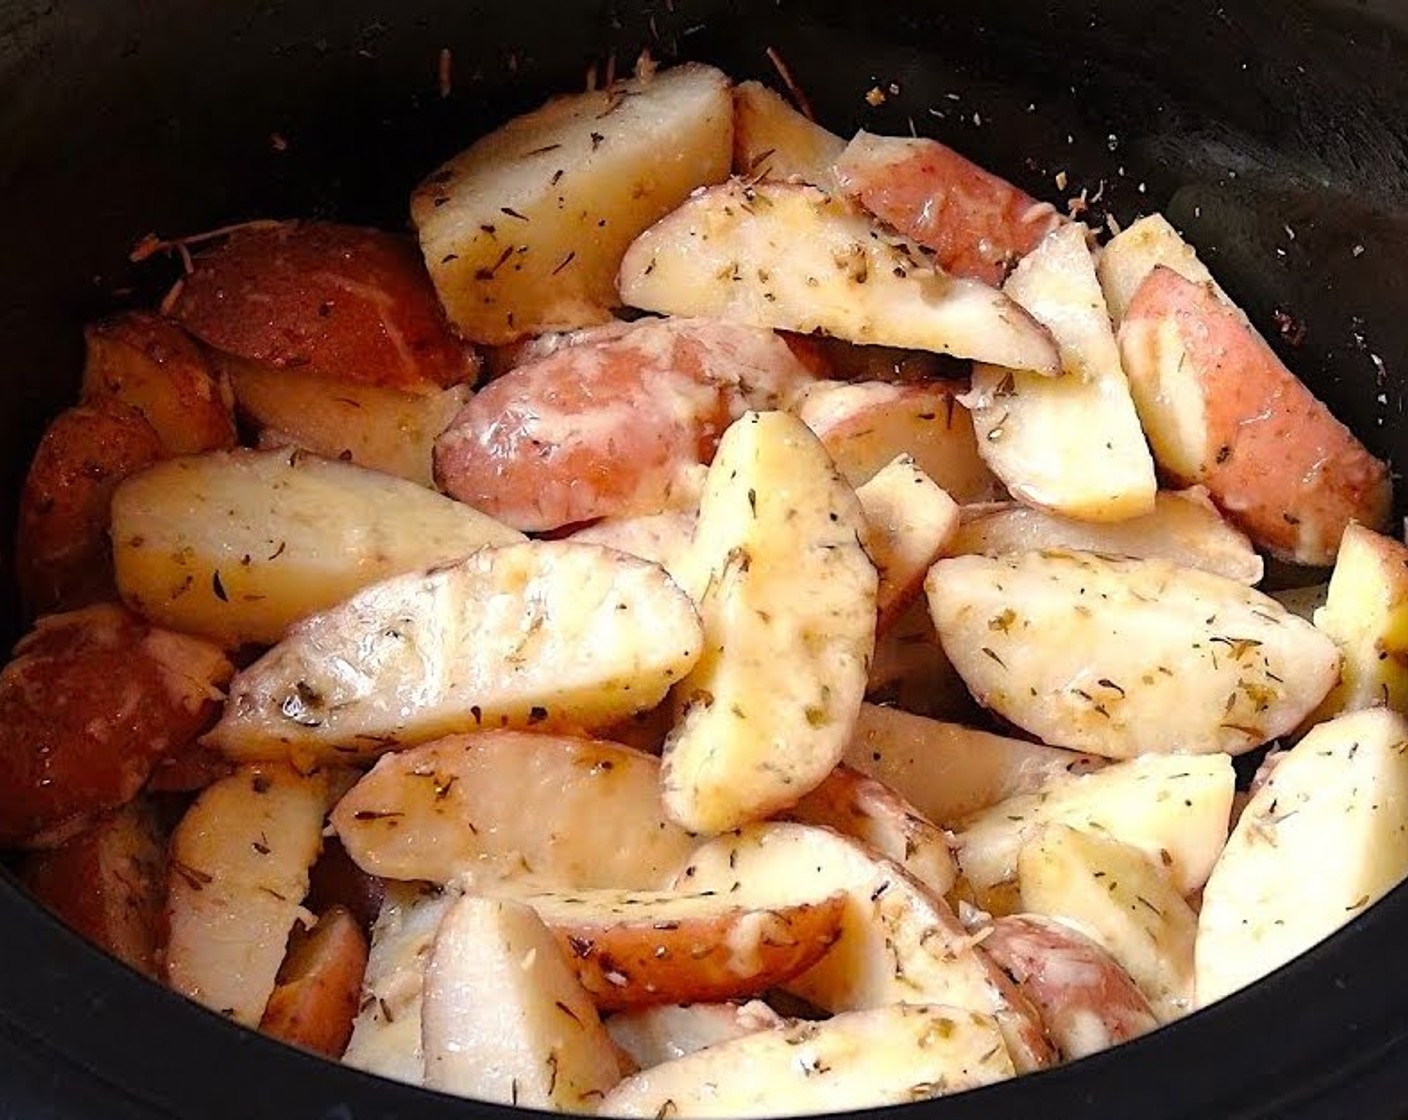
<box><xmin>732</xmin><ymin>80</ymin><xmax>845</xmax><ymax>186</ymax></box>
<box><xmin>855</xmin><ymin>455</ymin><xmax>960</xmax><ymax>628</ymax></box>
<box><xmin>1096</xmin><ymin>213</ymin><xmax>1225</xmax><ymax>326</ymax></box>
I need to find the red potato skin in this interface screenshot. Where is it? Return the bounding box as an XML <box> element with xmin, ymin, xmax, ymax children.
<box><xmin>171</xmin><ymin>221</ymin><xmax>478</xmax><ymax>391</ymax></box>
<box><xmin>259</xmin><ymin>905</ymin><xmax>370</xmax><ymax>1059</ymax></box>
<box><xmin>15</xmin><ymin>397</ymin><xmax>165</xmax><ymax>617</ymax></box>
<box><xmin>1120</xmin><ymin>267</ymin><xmax>1391</xmax><ymax>564</ymax></box>
<box><xmin>434</xmin><ymin>317</ymin><xmax>817</xmax><ymax>531</ymax></box>
<box><xmin>0</xmin><ymin>605</ymin><xmax>234</xmax><ymax>848</ymax></box>
<box><xmin>834</xmin><ymin>133</ymin><xmax>1064</xmax><ymax>287</ymax></box>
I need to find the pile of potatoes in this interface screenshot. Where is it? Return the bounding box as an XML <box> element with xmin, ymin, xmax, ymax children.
<box><xmin>5</xmin><ymin>57</ymin><xmax>1408</xmax><ymax>1117</ymax></box>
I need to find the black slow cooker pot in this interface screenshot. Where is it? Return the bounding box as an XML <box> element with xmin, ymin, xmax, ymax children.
<box><xmin>3</xmin><ymin>1</ymin><xmax>1408</xmax><ymax>1116</ymax></box>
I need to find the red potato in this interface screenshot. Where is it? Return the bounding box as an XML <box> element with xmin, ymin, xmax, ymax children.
<box><xmin>81</xmin><ymin>311</ymin><xmax>236</xmax><ymax>455</ymax></box>
<box><xmin>21</xmin><ymin>797</ymin><xmax>167</xmax><ymax>977</ymax></box>
<box><xmin>1118</xmin><ymin>266</ymin><xmax>1391</xmax><ymax>565</ymax></box>
<box><xmin>0</xmin><ymin>604</ymin><xmax>233</xmax><ymax>848</ymax></box>
<box><xmin>979</xmin><ymin>914</ymin><xmax>1158</xmax><ymax>1061</ymax></box>
<box><xmin>15</xmin><ymin>397</ymin><xmax>164</xmax><ymax>616</ymax></box>
<box><xmin>260</xmin><ymin>905</ymin><xmax>370</xmax><ymax>1059</ymax></box>
<box><xmin>434</xmin><ymin>317</ymin><xmax>816</xmax><ymax>531</ymax></box>
<box><xmin>834</xmin><ymin>131</ymin><xmax>1064</xmax><ymax>287</ymax></box>
<box><xmin>171</xmin><ymin>221</ymin><xmax>477</xmax><ymax>391</ymax></box>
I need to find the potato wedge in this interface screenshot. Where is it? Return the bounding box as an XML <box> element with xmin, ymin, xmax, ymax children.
<box><xmin>569</xmin><ymin>511</ymin><xmax>697</xmax><ymax>588</ymax></box>
<box><xmin>619</xmin><ymin>180</ymin><xmax>1060</xmax><ymax>373</ymax></box>
<box><xmin>675</xmin><ymin>822</ymin><xmax>1054</xmax><ymax>1072</ymax></box>
<box><xmin>343</xmin><ymin>883</ymin><xmax>457</xmax><ymax>1085</ymax></box>
<box><xmin>841</xmin><ymin>703</ymin><xmax>1104</xmax><ymax>827</ymax></box>
<box><xmin>834</xmin><ymin>131</ymin><xmax>1063</xmax><ymax>287</ymax></box>
<box><xmin>515</xmin><ymin>888</ymin><xmax>845</xmax><ymax>1011</ymax></box>
<box><xmin>171</xmin><ymin>221</ymin><xmax>476</xmax><ymax>390</ymax></box>
<box><xmin>979</xmin><ymin>913</ymin><xmax>1157</xmax><ymax>1060</ymax></box>
<box><xmin>661</xmin><ymin>411</ymin><xmax>876</xmax><ymax>833</ymax></box>
<box><xmin>965</xmin><ymin>223</ymin><xmax>1156</xmax><ymax>522</ymax></box>
<box><xmin>224</xmin><ymin>357</ymin><xmax>469</xmax><ymax>488</ymax></box>
<box><xmin>600</xmin><ymin>1003</ymin><xmax>1015</xmax><ymax>1117</ymax></box>
<box><xmin>1018</xmin><ymin>824</ymin><xmax>1198</xmax><ymax>1023</ymax></box>
<box><xmin>865</xmin><ymin>599</ymin><xmax>983</xmax><ymax>722</ymax></box>
<box><xmin>926</xmin><ymin>550</ymin><xmax>1340</xmax><ymax>757</ymax></box>
<box><xmin>732</xmin><ymin>80</ymin><xmax>846</xmax><ymax>186</ymax></box>
<box><xmin>422</xmin><ymin>895</ymin><xmax>621</xmax><ymax>1108</ymax></box>
<box><xmin>1307</xmin><ymin>523</ymin><xmax>1408</xmax><ymax>720</ymax></box>
<box><xmin>21</xmin><ymin>797</ymin><xmax>167</xmax><ymax>977</ymax></box>
<box><xmin>950</xmin><ymin>490</ymin><xmax>1264</xmax><ymax>585</ymax></box>
<box><xmin>260</xmin><ymin>905</ymin><xmax>369</xmax><ymax>1058</ymax></box>
<box><xmin>1196</xmin><ymin>708</ymin><xmax>1408</xmax><ymax>1006</ymax></box>
<box><xmin>16</xmin><ymin>398</ymin><xmax>164</xmax><ymax>616</ymax></box>
<box><xmin>1095</xmin><ymin>213</ymin><xmax>1224</xmax><ymax>327</ymax></box>
<box><xmin>1118</xmin><ymin>265</ymin><xmax>1391</xmax><ymax>564</ymax></box>
<box><xmin>164</xmin><ymin>763</ymin><xmax>331</xmax><ymax>1026</ymax></box>
<box><xmin>606</xmin><ymin>1001</ymin><xmax>785</xmax><ymax>1070</ymax></box>
<box><xmin>954</xmin><ymin>753</ymin><xmax>1235</xmax><ymax>896</ymax></box>
<box><xmin>434</xmin><ymin>317</ymin><xmax>813</xmax><ymax>531</ymax></box>
<box><xmin>855</xmin><ymin>455</ymin><xmax>959</xmax><ymax>628</ymax></box>
<box><xmin>111</xmin><ymin>448</ymin><xmax>522</xmax><ymax>646</ymax></box>
<box><xmin>82</xmin><ymin>311</ymin><xmax>236</xmax><ymax>455</ymax></box>
<box><xmin>413</xmin><ymin>63</ymin><xmax>732</xmax><ymax>344</ymax></box>
<box><xmin>788</xmin><ymin>765</ymin><xmax>958</xmax><ymax>897</ymax></box>
<box><xmin>0</xmin><ymin>604</ymin><xmax>232</xmax><ymax>848</ymax></box>
<box><xmin>796</xmin><ymin>379</ymin><xmax>1000</xmax><ymax>499</ymax></box>
<box><xmin>207</xmin><ymin>541</ymin><xmax>703</xmax><ymax>765</ymax></box>
<box><xmin>332</xmin><ymin>732</ymin><xmax>696</xmax><ymax>888</ymax></box>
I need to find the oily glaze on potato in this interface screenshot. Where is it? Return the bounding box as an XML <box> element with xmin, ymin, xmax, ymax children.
<box><xmin>1118</xmin><ymin>266</ymin><xmax>1391</xmax><ymax>564</ymax></box>
<box><xmin>413</xmin><ymin>63</ymin><xmax>733</xmax><ymax>345</ymax></box>
<box><xmin>731</xmin><ymin>80</ymin><xmax>845</xmax><ymax>186</ymax></box>
<box><xmin>260</xmin><ymin>905</ymin><xmax>369</xmax><ymax>1058</ymax></box>
<box><xmin>433</xmin><ymin>317</ymin><xmax>815</xmax><ymax>532</ymax></box>
<box><xmin>0</xmin><ymin>604</ymin><xmax>232</xmax><ymax>848</ymax></box>
<box><xmin>171</xmin><ymin>221</ymin><xmax>476</xmax><ymax>390</ymax></box>
<box><xmin>606</xmin><ymin>1000</ymin><xmax>785</xmax><ymax>1070</ymax></box>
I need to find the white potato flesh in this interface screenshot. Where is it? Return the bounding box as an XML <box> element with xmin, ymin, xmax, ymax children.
<box><xmin>732</xmin><ymin>81</ymin><xmax>845</xmax><ymax>187</ymax></box>
<box><xmin>606</xmin><ymin>1001</ymin><xmax>784</xmax><ymax>1070</ymax></box>
<box><xmin>568</xmin><ymin>511</ymin><xmax>697</xmax><ymax>589</ymax></box>
<box><xmin>953</xmin><ymin>753</ymin><xmax>1235</xmax><ymax>895</ymax></box>
<box><xmin>675</xmin><ymin>822</ymin><xmax>1055</xmax><ymax>1073</ymax></box>
<box><xmin>164</xmin><ymin>764</ymin><xmax>330</xmax><ymax>1026</ymax></box>
<box><xmin>1095</xmin><ymin>213</ymin><xmax>1225</xmax><ymax>326</ymax></box>
<box><xmin>855</xmin><ymin>455</ymin><xmax>959</xmax><ymax>628</ymax></box>
<box><xmin>965</xmin><ymin>223</ymin><xmax>1156</xmax><ymax>522</ymax></box>
<box><xmin>1018</xmin><ymin>823</ymin><xmax>1198</xmax><ymax>1023</ymax></box>
<box><xmin>112</xmin><ymin>448</ymin><xmax>522</xmax><ymax>646</ymax></box>
<box><xmin>950</xmin><ymin>489</ymin><xmax>1264</xmax><ymax>585</ymax></box>
<box><xmin>1196</xmin><ymin>708</ymin><xmax>1408</xmax><ymax>1006</ymax></box>
<box><xmin>226</xmin><ymin>358</ymin><xmax>470</xmax><ymax>488</ymax></box>
<box><xmin>331</xmin><ymin>731</ymin><xmax>696</xmax><ymax>888</ymax></box>
<box><xmin>841</xmin><ymin>703</ymin><xmax>1104</xmax><ymax>827</ymax></box>
<box><xmin>789</xmin><ymin>764</ymin><xmax>959</xmax><ymax>897</ymax></box>
<box><xmin>865</xmin><ymin>599</ymin><xmax>983</xmax><ymax>722</ymax></box>
<box><xmin>661</xmin><ymin>411</ymin><xmax>876</xmax><ymax>834</ymax></box>
<box><xmin>926</xmin><ymin>549</ymin><xmax>1340</xmax><ymax>757</ymax></box>
<box><xmin>206</xmin><ymin>541</ymin><xmax>703</xmax><ymax>767</ymax></box>
<box><xmin>412</xmin><ymin>63</ymin><xmax>732</xmax><ymax>344</ymax></box>
<box><xmin>618</xmin><ymin>180</ymin><xmax>1060</xmax><ymax>373</ymax></box>
<box><xmin>422</xmin><ymin>895</ymin><xmax>620</xmax><ymax>1109</ymax></box>
<box><xmin>599</xmin><ymin>1003</ymin><xmax>1015</xmax><ymax>1117</ymax></box>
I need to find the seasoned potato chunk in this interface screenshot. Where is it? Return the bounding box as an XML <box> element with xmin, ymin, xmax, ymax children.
<box><xmin>732</xmin><ymin>80</ymin><xmax>845</xmax><ymax>186</ymax></box>
<box><xmin>259</xmin><ymin>905</ymin><xmax>369</xmax><ymax>1059</ymax></box>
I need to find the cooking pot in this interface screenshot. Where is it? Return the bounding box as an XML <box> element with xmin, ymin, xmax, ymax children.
<box><xmin>3</xmin><ymin>0</ymin><xmax>1408</xmax><ymax>1116</ymax></box>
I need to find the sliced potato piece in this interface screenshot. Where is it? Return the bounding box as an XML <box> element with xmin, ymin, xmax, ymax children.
<box><xmin>422</xmin><ymin>895</ymin><xmax>620</xmax><ymax>1108</ymax></box>
<box><xmin>950</xmin><ymin>489</ymin><xmax>1264</xmax><ymax>585</ymax></box>
<box><xmin>661</xmin><ymin>411</ymin><xmax>876</xmax><ymax>833</ymax></box>
<box><xmin>164</xmin><ymin>763</ymin><xmax>331</xmax><ymax>1026</ymax></box>
<box><xmin>569</xmin><ymin>510</ymin><xmax>697</xmax><ymax>588</ymax></box>
<box><xmin>260</xmin><ymin>905</ymin><xmax>369</xmax><ymax>1059</ymax></box>
<box><xmin>732</xmin><ymin>80</ymin><xmax>845</xmax><ymax>186</ymax></box>
<box><xmin>112</xmin><ymin>448</ymin><xmax>522</xmax><ymax>646</ymax></box>
<box><xmin>413</xmin><ymin>63</ymin><xmax>732</xmax><ymax>344</ymax></box>
<box><xmin>206</xmin><ymin>541</ymin><xmax>702</xmax><ymax>765</ymax></box>
<box><xmin>855</xmin><ymin>455</ymin><xmax>959</xmax><ymax>628</ymax></box>
<box><xmin>1095</xmin><ymin>213</ymin><xmax>1224</xmax><ymax>326</ymax></box>
<box><xmin>332</xmin><ymin>731</ymin><xmax>695</xmax><ymax>888</ymax></box>
<box><xmin>606</xmin><ymin>1001</ymin><xmax>785</xmax><ymax>1070</ymax></box>
<box><xmin>1018</xmin><ymin>823</ymin><xmax>1198</xmax><ymax>1023</ymax></box>
<box><xmin>841</xmin><ymin>703</ymin><xmax>1104</xmax><ymax>827</ymax></box>
<box><xmin>1196</xmin><ymin>707</ymin><xmax>1408</xmax><ymax>1006</ymax></box>
<box><xmin>675</xmin><ymin>822</ymin><xmax>1054</xmax><ymax>1072</ymax></box>
<box><xmin>954</xmin><ymin>753</ymin><xmax>1235</xmax><ymax>896</ymax></box>
<box><xmin>926</xmin><ymin>550</ymin><xmax>1340</xmax><ymax>757</ymax></box>
<box><xmin>965</xmin><ymin>223</ymin><xmax>1156</xmax><ymax>522</ymax></box>
<box><xmin>619</xmin><ymin>180</ymin><xmax>1060</xmax><ymax>373</ymax></box>
<box><xmin>600</xmin><ymin>1003</ymin><xmax>1014</xmax><ymax>1117</ymax></box>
